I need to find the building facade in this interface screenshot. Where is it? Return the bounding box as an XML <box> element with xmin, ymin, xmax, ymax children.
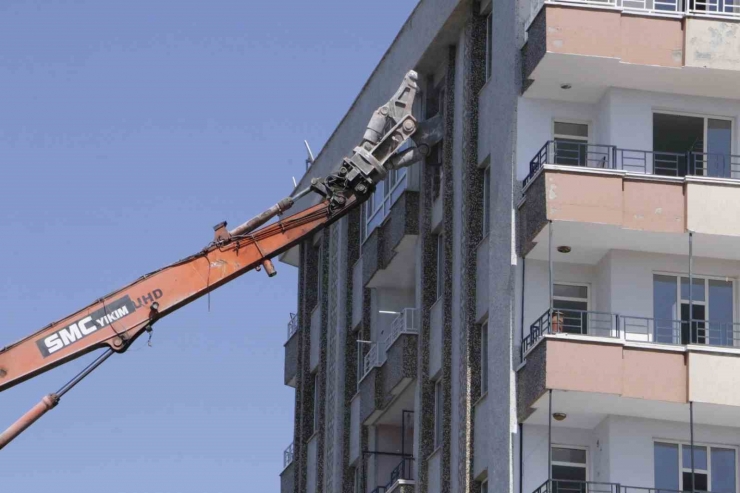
<box><xmin>280</xmin><ymin>1</ymin><xmax>740</xmax><ymax>493</ymax></box>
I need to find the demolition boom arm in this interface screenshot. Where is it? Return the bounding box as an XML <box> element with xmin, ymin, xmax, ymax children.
<box><xmin>0</xmin><ymin>70</ymin><xmax>440</xmax><ymax>450</ymax></box>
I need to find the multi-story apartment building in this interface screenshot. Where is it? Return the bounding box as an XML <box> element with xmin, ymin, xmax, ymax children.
<box><xmin>279</xmin><ymin>1</ymin><xmax>740</xmax><ymax>493</ymax></box>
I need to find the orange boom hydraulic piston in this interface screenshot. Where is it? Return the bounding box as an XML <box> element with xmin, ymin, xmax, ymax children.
<box><xmin>0</xmin><ymin>70</ymin><xmax>442</xmax><ymax>451</ymax></box>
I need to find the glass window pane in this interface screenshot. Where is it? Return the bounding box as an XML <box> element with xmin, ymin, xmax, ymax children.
<box><xmin>655</xmin><ymin>442</ymin><xmax>680</xmax><ymax>491</ymax></box>
<box><xmin>555</xmin><ymin>122</ymin><xmax>589</xmax><ymax>138</ymax></box>
<box><xmin>712</xmin><ymin>448</ymin><xmax>736</xmax><ymax>493</ymax></box>
<box><xmin>683</xmin><ymin>445</ymin><xmax>708</xmax><ymax>470</ymax></box>
<box><xmin>709</xmin><ymin>280</ymin><xmax>734</xmax><ymax>323</ymax></box>
<box><xmin>707</xmin><ymin>119</ymin><xmax>732</xmax><ymax>178</ymax></box>
<box><xmin>681</xmin><ymin>278</ymin><xmax>706</xmax><ymax>302</ymax></box>
<box><xmin>552</xmin><ymin>465</ymin><xmax>587</xmax><ymax>482</ymax></box>
<box><xmin>554</xmin><ymin>284</ymin><xmax>588</xmax><ymax>300</ymax></box>
<box><xmin>553</xmin><ymin>447</ymin><xmax>587</xmax><ymax>464</ymax></box>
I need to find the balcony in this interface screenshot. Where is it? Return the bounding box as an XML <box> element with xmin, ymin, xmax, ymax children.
<box><xmin>280</xmin><ymin>442</ymin><xmax>295</xmax><ymax>493</ymax></box>
<box><xmin>370</xmin><ymin>457</ymin><xmax>416</xmax><ymax>493</ymax></box>
<box><xmin>524</xmin><ymin>141</ymin><xmax>740</xmax><ymax>186</ymax></box>
<box><xmin>531</xmin><ymin>480</ymin><xmax>681</xmax><ymax>493</ymax></box>
<box><xmin>287</xmin><ymin>312</ymin><xmax>299</xmax><ymax>339</ymax></box>
<box><xmin>358</xmin><ymin>309</ymin><xmax>419</xmax><ymax>425</ymax></box>
<box><xmin>522</xmin><ymin>2</ymin><xmax>740</xmax><ymax>103</ymax></box>
<box><xmin>360</xmin><ymin>308</ymin><xmax>420</xmax><ymax>383</ymax></box>
<box><xmin>529</xmin><ymin>0</ymin><xmax>740</xmax><ymax>22</ymax></box>
<box><xmin>522</xmin><ymin>308</ymin><xmax>740</xmax><ymax>360</ymax></box>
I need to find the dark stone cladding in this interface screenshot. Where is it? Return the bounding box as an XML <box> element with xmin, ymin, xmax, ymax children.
<box><xmin>281</xmin><ymin>462</ymin><xmax>296</xmax><ymax>493</ymax></box>
<box><xmin>458</xmin><ymin>3</ymin><xmax>487</xmax><ymax>492</ymax></box>
<box><xmin>418</xmin><ymin>48</ymin><xmax>456</xmax><ymax>493</ymax></box>
<box><xmin>316</xmin><ymin>232</ymin><xmax>331</xmax><ymax>493</ymax></box>
<box><xmin>341</xmin><ymin>209</ymin><xmax>361</xmax><ymax>493</ymax></box>
<box><xmin>357</xmin><ymin>333</ymin><xmax>419</xmax><ymax>425</ymax></box>
<box><xmin>440</xmin><ymin>45</ymin><xmax>456</xmax><ymax>493</ymax></box>
<box><xmin>361</xmin><ymin>190</ymin><xmax>420</xmax><ymax>287</ymax></box>
<box><xmin>284</xmin><ymin>329</ymin><xmax>299</xmax><ymax>386</ymax></box>
<box><xmin>516</xmin><ymin>172</ymin><xmax>547</xmax><ymax>258</ymax></box>
<box><xmin>516</xmin><ymin>341</ymin><xmax>547</xmax><ymax>423</ymax></box>
<box><xmin>521</xmin><ymin>6</ymin><xmax>546</xmax><ymax>92</ymax></box>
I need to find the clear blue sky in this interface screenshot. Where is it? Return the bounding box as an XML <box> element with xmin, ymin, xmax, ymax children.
<box><xmin>0</xmin><ymin>0</ymin><xmax>417</xmax><ymax>490</ymax></box>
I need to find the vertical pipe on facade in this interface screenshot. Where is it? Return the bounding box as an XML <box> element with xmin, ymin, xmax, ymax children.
<box><xmin>548</xmin><ymin>390</ymin><xmax>552</xmax><ymax>481</ymax></box>
<box><xmin>690</xmin><ymin>401</ymin><xmax>695</xmax><ymax>493</ymax></box>
<box><xmin>519</xmin><ymin>423</ymin><xmax>524</xmax><ymax>493</ymax></box>
<box><xmin>689</xmin><ymin>232</ymin><xmax>694</xmax><ymax>344</ymax></box>
<box><xmin>548</xmin><ymin>222</ymin><xmax>553</xmax><ymax>311</ymax></box>
<box><xmin>521</xmin><ymin>258</ymin><xmax>526</xmax><ymax>348</ymax></box>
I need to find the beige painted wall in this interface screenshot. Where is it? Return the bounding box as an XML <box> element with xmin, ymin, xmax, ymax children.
<box><xmin>545</xmin><ymin>340</ymin><xmax>688</xmax><ymax>403</ymax></box>
<box><xmin>545</xmin><ymin>5</ymin><xmax>683</xmax><ymax>68</ymax></box>
<box><xmin>687</xmin><ymin>182</ymin><xmax>740</xmax><ymax>237</ymax></box>
<box><xmin>686</xmin><ymin>19</ymin><xmax>740</xmax><ymax>71</ymax></box>
<box><xmin>689</xmin><ymin>352</ymin><xmax>740</xmax><ymax>406</ymax></box>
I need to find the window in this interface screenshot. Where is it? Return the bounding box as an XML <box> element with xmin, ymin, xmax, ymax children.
<box><xmin>482</xmin><ymin>164</ymin><xmax>491</xmax><ymax>237</ymax></box>
<box><xmin>553</xmin><ymin>121</ymin><xmax>590</xmax><ymax>167</ymax></box>
<box><xmin>652</xmin><ymin>275</ymin><xmax>734</xmax><ymax>346</ymax></box>
<box><xmin>427</xmin><ymin>81</ymin><xmax>446</xmax><ymax>201</ymax></box>
<box><xmin>313</xmin><ymin>372</ymin><xmax>320</xmax><ymax>434</ymax></box>
<box><xmin>552</xmin><ymin>446</ymin><xmax>587</xmax><ymax>489</ymax></box>
<box><xmin>481</xmin><ymin>478</ymin><xmax>489</xmax><ymax>493</ymax></box>
<box><xmin>653</xmin><ymin>113</ymin><xmax>734</xmax><ymax>178</ymax></box>
<box><xmin>435</xmin><ymin>234</ymin><xmax>445</xmax><ymax>301</ymax></box>
<box><xmin>480</xmin><ymin>321</ymin><xmax>488</xmax><ymax>395</ymax></box>
<box><xmin>485</xmin><ymin>12</ymin><xmax>493</xmax><ymax>81</ymax></box>
<box><xmin>354</xmin><ymin>467</ymin><xmax>362</xmax><ymax>493</ymax></box>
<box><xmin>654</xmin><ymin>442</ymin><xmax>736</xmax><ymax>493</ymax></box>
<box><xmin>316</xmin><ymin>242</ymin><xmax>324</xmax><ymax>303</ymax></box>
<box><xmin>552</xmin><ymin>284</ymin><xmax>589</xmax><ymax>336</ymax></box>
<box><xmin>434</xmin><ymin>379</ymin><xmax>443</xmax><ymax>449</ymax></box>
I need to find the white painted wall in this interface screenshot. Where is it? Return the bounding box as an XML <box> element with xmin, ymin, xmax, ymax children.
<box><xmin>516</xmin><ymin>88</ymin><xmax>740</xmax><ymax>181</ymax></box>
<box><xmin>521</xmin><ymin>251</ymin><xmax>740</xmax><ymax>342</ymax></box>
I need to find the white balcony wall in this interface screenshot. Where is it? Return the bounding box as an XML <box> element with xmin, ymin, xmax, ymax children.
<box><xmin>516</xmin><ymin>97</ymin><xmax>601</xmax><ymax>181</ymax></box>
<box><xmin>522</xmin><ymin>249</ymin><xmax>740</xmax><ymax>341</ymax></box>
<box><xmin>371</xmin><ymin>287</ymin><xmax>416</xmax><ymax>347</ymax></box>
<box><xmin>522</xmin><ymin>259</ymin><xmax>603</xmax><ymax>329</ymax></box>
<box><xmin>517</xmin><ymin>88</ymin><xmax>740</xmax><ymax>181</ymax></box>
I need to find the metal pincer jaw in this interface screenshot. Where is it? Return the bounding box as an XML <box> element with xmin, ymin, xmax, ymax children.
<box><xmin>315</xmin><ymin>70</ymin><xmax>421</xmax><ymax>209</ymax></box>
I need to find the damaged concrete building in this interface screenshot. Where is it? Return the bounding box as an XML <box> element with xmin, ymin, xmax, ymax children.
<box><xmin>280</xmin><ymin>0</ymin><xmax>740</xmax><ymax>492</ymax></box>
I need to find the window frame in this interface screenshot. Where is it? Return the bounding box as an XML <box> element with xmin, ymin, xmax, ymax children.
<box><xmin>552</xmin><ymin>119</ymin><xmax>591</xmax><ymax>144</ymax></box>
<box><xmin>652</xmin><ymin>272</ymin><xmax>736</xmax><ymax>323</ymax></box>
<box><xmin>551</xmin><ymin>445</ymin><xmax>589</xmax><ymax>482</ymax></box>
<box><xmin>482</xmin><ymin>162</ymin><xmax>491</xmax><ymax>238</ymax></box>
<box><xmin>313</xmin><ymin>372</ymin><xmax>320</xmax><ymax>435</ymax></box>
<box><xmin>652</xmin><ymin>110</ymin><xmax>735</xmax><ymax>155</ymax></box>
<box><xmin>435</xmin><ymin>233</ymin><xmax>445</xmax><ymax>302</ymax></box>
<box><xmin>654</xmin><ymin>440</ymin><xmax>739</xmax><ymax>493</ymax></box>
<box><xmin>480</xmin><ymin>320</ymin><xmax>489</xmax><ymax>395</ymax></box>
<box><xmin>485</xmin><ymin>11</ymin><xmax>493</xmax><ymax>81</ymax></box>
<box><xmin>552</xmin><ymin>283</ymin><xmax>590</xmax><ymax>310</ymax></box>
<box><xmin>434</xmin><ymin>379</ymin><xmax>443</xmax><ymax>449</ymax></box>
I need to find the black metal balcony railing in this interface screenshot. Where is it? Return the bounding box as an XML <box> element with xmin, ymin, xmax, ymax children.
<box><xmin>287</xmin><ymin>312</ymin><xmax>299</xmax><ymax>339</ymax></box>
<box><xmin>622</xmin><ymin>316</ymin><xmax>740</xmax><ymax>348</ymax></box>
<box><xmin>283</xmin><ymin>442</ymin><xmax>294</xmax><ymax>469</ymax></box>
<box><xmin>522</xmin><ymin>310</ymin><xmax>740</xmax><ymax>360</ymax></box>
<box><xmin>387</xmin><ymin>456</ymin><xmax>415</xmax><ymax>487</ymax></box>
<box><xmin>523</xmin><ymin>141</ymin><xmax>740</xmax><ymax>186</ymax></box>
<box><xmin>534</xmin><ymin>480</ymin><xmax>621</xmax><ymax>493</ymax></box>
<box><xmin>521</xmin><ymin>309</ymin><xmax>619</xmax><ymax>357</ymax></box>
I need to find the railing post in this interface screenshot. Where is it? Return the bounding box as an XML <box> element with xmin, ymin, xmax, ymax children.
<box><xmin>615</xmin><ymin>314</ymin><xmax>621</xmax><ymax>339</ymax></box>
